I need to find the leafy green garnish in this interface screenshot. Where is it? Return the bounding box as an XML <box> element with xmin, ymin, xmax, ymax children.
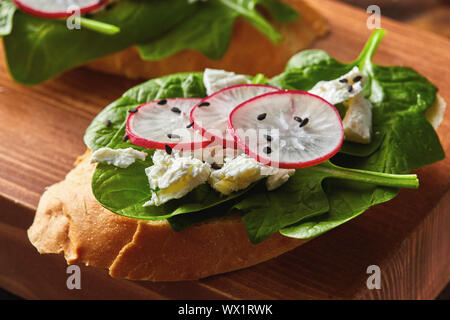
<box><xmin>239</xmin><ymin>161</ymin><xmax>418</xmax><ymax>243</ymax></box>
<box><xmin>260</xmin><ymin>29</ymin><xmax>444</xmax><ymax>242</ymax></box>
<box><xmin>256</xmin><ymin>0</ymin><xmax>300</xmax><ymax>23</ymax></box>
<box><xmin>77</xmin><ymin>17</ymin><xmax>120</xmax><ymax>35</ymax></box>
<box><xmin>137</xmin><ymin>2</ymin><xmax>238</xmax><ymax>61</ymax></box>
<box><xmin>138</xmin><ymin>0</ymin><xmax>294</xmax><ymax>61</ymax></box>
<box><xmin>1</xmin><ymin>0</ymin><xmax>298</xmax><ymax>84</ymax></box>
<box><xmin>3</xmin><ymin>0</ymin><xmax>196</xmax><ymax>84</ymax></box>
<box><xmin>86</xmin><ymin>30</ymin><xmax>444</xmax><ymax>244</ymax></box>
<box><xmin>270</xmin><ymin>30</ymin><xmax>443</xmax><ymax>166</ymax></box>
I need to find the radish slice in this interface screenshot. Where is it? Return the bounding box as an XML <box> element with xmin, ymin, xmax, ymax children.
<box><xmin>13</xmin><ymin>0</ymin><xmax>109</xmax><ymax>19</ymax></box>
<box><xmin>228</xmin><ymin>91</ymin><xmax>344</xmax><ymax>169</ymax></box>
<box><xmin>190</xmin><ymin>84</ymin><xmax>280</xmax><ymax>147</ymax></box>
<box><xmin>126</xmin><ymin>98</ymin><xmax>212</xmax><ymax>151</ymax></box>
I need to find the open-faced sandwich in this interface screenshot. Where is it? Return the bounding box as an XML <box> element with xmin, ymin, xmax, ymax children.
<box><xmin>0</xmin><ymin>0</ymin><xmax>327</xmax><ymax>84</ymax></box>
<box><xmin>28</xmin><ymin>30</ymin><xmax>446</xmax><ymax>281</ymax></box>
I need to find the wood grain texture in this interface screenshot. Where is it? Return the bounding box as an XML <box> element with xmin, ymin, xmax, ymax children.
<box><xmin>0</xmin><ymin>0</ymin><xmax>449</xmax><ymax>299</ymax></box>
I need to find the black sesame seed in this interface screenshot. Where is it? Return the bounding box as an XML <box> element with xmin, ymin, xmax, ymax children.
<box><xmin>165</xmin><ymin>144</ymin><xmax>172</xmax><ymax>155</ymax></box>
<box><xmin>257</xmin><ymin>113</ymin><xmax>267</xmax><ymax>121</ymax></box>
<box><xmin>157</xmin><ymin>99</ymin><xmax>167</xmax><ymax>105</ymax></box>
<box><xmin>186</xmin><ymin>122</ymin><xmax>195</xmax><ymax>129</ymax></box>
<box><xmin>263</xmin><ymin>146</ymin><xmax>272</xmax><ymax>154</ymax></box>
<box><xmin>105</xmin><ymin>120</ymin><xmax>112</xmax><ymax>127</ymax></box>
<box><xmin>294</xmin><ymin>116</ymin><xmax>302</xmax><ymax>123</ymax></box>
<box><xmin>339</xmin><ymin>78</ymin><xmax>348</xmax><ymax>83</ymax></box>
<box><xmin>105</xmin><ymin>1</ymin><xmax>115</xmax><ymax>10</ymax></box>
<box><xmin>128</xmin><ymin>108</ymin><xmax>138</xmax><ymax>113</ymax></box>
<box><xmin>122</xmin><ymin>135</ymin><xmax>129</xmax><ymax>142</ymax></box>
<box><xmin>171</xmin><ymin>107</ymin><xmax>181</xmax><ymax>114</ymax></box>
<box><xmin>198</xmin><ymin>102</ymin><xmax>210</xmax><ymax>107</ymax></box>
<box><xmin>347</xmin><ymin>85</ymin><xmax>354</xmax><ymax>93</ymax></box>
<box><xmin>353</xmin><ymin>75</ymin><xmax>363</xmax><ymax>82</ymax></box>
<box><xmin>167</xmin><ymin>133</ymin><xmax>181</xmax><ymax>139</ymax></box>
<box><xmin>211</xmin><ymin>163</ymin><xmax>222</xmax><ymax>170</ymax></box>
<box><xmin>264</xmin><ymin>134</ymin><xmax>273</xmax><ymax>142</ymax></box>
<box><xmin>299</xmin><ymin>118</ymin><xmax>309</xmax><ymax>128</ymax></box>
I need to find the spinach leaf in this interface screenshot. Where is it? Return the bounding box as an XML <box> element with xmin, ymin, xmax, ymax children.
<box><xmin>268</xmin><ymin>30</ymin><xmax>445</xmax><ymax>240</ymax></box>
<box><xmin>270</xmin><ymin>30</ymin><xmax>444</xmax><ymax>165</ymax></box>
<box><xmin>137</xmin><ymin>3</ymin><xmax>237</xmax><ymax>61</ymax></box>
<box><xmin>0</xmin><ymin>0</ymin><xmax>15</xmax><ymax>36</ymax></box>
<box><xmin>2</xmin><ymin>0</ymin><xmax>298</xmax><ymax>84</ymax></box>
<box><xmin>168</xmin><ymin>201</ymin><xmax>238</xmax><ymax>232</ymax></box>
<box><xmin>256</xmin><ymin>0</ymin><xmax>299</xmax><ymax>23</ymax></box>
<box><xmin>237</xmin><ymin>167</ymin><xmax>330</xmax><ymax>244</ymax></box>
<box><xmin>3</xmin><ymin>0</ymin><xmax>195</xmax><ymax>84</ymax></box>
<box><xmin>280</xmin><ymin>179</ymin><xmax>398</xmax><ymax>239</ymax></box>
<box><xmin>138</xmin><ymin>0</ymin><xmax>296</xmax><ymax>61</ymax></box>
<box><xmin>239</xmin><ymin>161</ymin><xmax>418</xmax><ymax>243</ymax></box>
<box><xmin>216</xmin><ymin>0</ymin><xmax>282</xmax><ymax>43</ymax></box>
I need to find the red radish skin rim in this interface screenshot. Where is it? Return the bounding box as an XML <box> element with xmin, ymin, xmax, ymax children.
<box><xmin>228</xmin><ymin>90</ymin><xmax>345</xmax><ymax>169</ymax></box>
<box><xmin>189</xmin><ymin>84</ymin><xmax>281</xmax><ymax>148</ymax></box>
<box><xmin>126</xmin><ymin>98</ymin><xmax>213</xmax><ymax>151</ymax></box>
<box><xmin>12</xmin><ymin>0</ymin><xmax>109</xmax><ymax>19</ymax></box>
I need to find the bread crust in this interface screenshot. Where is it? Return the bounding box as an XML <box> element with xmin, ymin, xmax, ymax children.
<box><xmin>86</xmin><ymin>0</ymin><xmax>328</xmax><ymax>80</ymax></box>
<box><xmin>28</xmin><ymin>151</ymin><xmax>306</xmax><ymax>281</ymax></box>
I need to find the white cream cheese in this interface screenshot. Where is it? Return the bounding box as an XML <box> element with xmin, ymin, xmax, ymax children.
<box><xmin>143</xmin><ymin>150</ymin><xmax>211</xmax><ymax>206</ymax></box>
<box><xmin>208</xmin><ymin>154</ymin><xmax>294</xmax><ymax>195</ymax></box>
<box><xmin>183</xmin><ymin>144</ymin><xmax>242</xmax><ymax>166</ymax></box>
<box><xmin>343</xmin><ymin>93</ymin><xmax>373</xmax><ymax>144</ymax></box>
<box><xmin>266</xmin><ymin>169</ymin><xmax>296</xmax><ymax>191</ymax></box>
<box><xmin>90</xmin><ymin>147</ymin><xmax>147</xmax><ymax>168</ymax></box>
<box><xmin>309</xmin><ymin>66</ymin><xmax>373</xmax><ymax>144</ymax></box>
<box><xmin>309</xmin><ymin>66</ymin><xmax>365</xmax><ymax>105</ymax></box>
<box><xmin>203</xmin><ymin>68</ymin><xmax>250</xmax><ymax>96</ymax></box>
<box><xmin>142</xmin><ymin>150</ymin><xmax>294</xmax><ymax>206</ymax></box>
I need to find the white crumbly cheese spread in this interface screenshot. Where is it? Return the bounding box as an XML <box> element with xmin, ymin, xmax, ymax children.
<box><xmin>266</xmin><ymin>169</ymin><xmax>296</xmax><ymax>191</ymax></box>
<box><xmin>90</xmin><ymin>147</ymin><xmax>147</xmax><ymax>168</ymax></box>
<box><xmin>183</xmin><ymin>144</ymin><xmax>243</xmax><ymax>166</ymax></box>
<box><xmin>143</xmin><ymin>149</ymin><xmax>294</xmax><ymax>205</ymax></box>
<box><xmin>208</xmin><ymin>154</ymin><xmax>295</xmax><ymax>195</ymax></box>
<box><xmin>309</xmin><ymin>66</ymin><xmax>372</xmax><ymax>143</ymax></box>
<box><xmin>203</xmin><ymin>68</ymin><xmax>250</xmax><ymax>96</ymax></box>
<box><xmin>143</xmin><ymin>150</ymin><xmax>211</xmax><ymax>206</ymax></box>
<box><xmin>309</xmin><ymin>66</ymin><xmax>365</xmax><ymax>105</ymax></box>
<box><xmin>343</xmin><ymin>93</ymin><xmax>373</xmax><ymax>144</ymax></box>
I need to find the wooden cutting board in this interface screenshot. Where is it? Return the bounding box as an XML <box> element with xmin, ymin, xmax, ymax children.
<box><xmin>0</xmin><ymin>0</ymin><xmax>449</xmax><ymax>300</ymax></box>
